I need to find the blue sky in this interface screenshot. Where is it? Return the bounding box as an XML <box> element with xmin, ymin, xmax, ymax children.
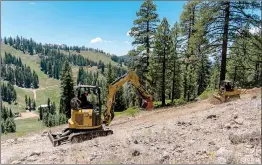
<box><xmin>1</xmin><ymin>1</ymin><xmax>185</xmax><ymax>56</ymax></box>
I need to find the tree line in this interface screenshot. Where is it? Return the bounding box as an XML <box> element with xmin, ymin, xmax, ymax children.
<box><xmin>1</xmin><ymin>52</ymin><xmax>39</xmax><ymax>88</ymax></box>
<box><xmin>38</xmin><ymin>98</ymin><xmax>67</xmax><ymax>127</ymax></box>
<box><xmin>39</xmin><ymin>49</ymin><xmax>106</xmax><ymax>79</ymax></box>
<box><xmin>1</xmin><ymin>105</ymin><xmax>16</xmax><ymax>133</ymax></box>
<box><xmin>128</xmin><ymin>0</ymin><xmax>261</xmax><ymax>106</ymax></box>
<box><xmin>3</xmin><ymin>35</ymin><xmax>116</xmax><ymax>57</ymax></box>
<box><xmin>24</xmin><ymin>95</ymin><xmax>36</xmax><ymax>111</ymax></box>
<box><xmin>1</xmin><ymin>82</ymin><xmax>17</xmax><ymax>104</ymax></box>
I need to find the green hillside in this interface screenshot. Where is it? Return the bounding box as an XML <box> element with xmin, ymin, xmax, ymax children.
<box><xmin>1</xmin><ymin>43</ymin><xmax>115</xmax><ymax>114</ymax></box>
<box><xmin>61</xmin><ymin>49</ymin><xmax>118</xmax><ymax>66</ymax></box>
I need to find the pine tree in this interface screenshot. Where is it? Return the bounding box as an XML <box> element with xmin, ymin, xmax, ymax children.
<box><xmin>1</xmin><ymin>107</ymin><xmax>8</xmax><ymax>121</ymax></box>
<box><xmin>1</xmin><ymin>121</ymin><xmax>5</xmax><ymax>133</ymax></box>
<box><xmin>51</xmin><ymin>102</ymin><xmax>56</xmax><ymax>115</ymax></box>
<box><xmin>33</xmin><ymin>100</ymin><xmax>36</xmax><ymax>110</ymax></box>
<box><xmin>39</xmin><ymin>107</ymin><xmax>43</xmax><ymax>120</ymax></box>
<box><xmin>171</xmin><ymin>22</ymin><xmax>183</xmax><ymax>101</ymax></box>
<box><xmin>4</xmin><ymin>37</ymin><xmax>7</xmax><ymax>44</ymax></box>
<box><xmin>47</xmin><ymin>98</ymin><xmax>51</xmax><ymax>113</ymax></box>
<box><xmin>179</xmin><ymin>1</ymin><xmax>199</xmax><ymax>101</ymax></box>
<box><xmin>28</xmin><ymin>97</ymin><xmax>31</xmax><ymax>111</ymax></box>
<box><xmin>128</xmin><ymin>0</ymin><xmax>160</xmax><ymax>87</ymax></box>
<box><xmin>201</xmin><ymin>1</ymin><xmax>260</xmax><ymax>85</ymax></box>
<box><xmin>106</xmin><ymin>63</ymin><xmax>115</xmax><ymax>84</ymax></box>
<box><xmin>25</xmin><ymin>95</ymin><xmax>28</xmax><ymax>109</ymax></box>
<box><xmin>226</xmin><ymin>27</ymin><xmax>262</xmax><ymax>87</ymax></box>
<box><xmin>5</xmin><ymin>118</ymin><xmax>16</xmax><ymax>133</ymax></box>
<box><xmin>9</xmin><ymin>109</ymin><xmax>14</xmax><ymax>118</ymax></box>
<box><xmin>209</xmin><ymin>56</ymin><xmax>220</xmax><ymax>90</ymax></box>
<box><xmin>77</xmin><ymin>67</ymin><xmax>85</xmax><ymax>85</ymax></box>
<box><xmin>152</xmin><ymin>18</ymin><xmax>173</xmax><ymax>106</ymax></box>
<box><xmin>59</xmin><ymin>61</ymin><xmax>74</xmax><ymax>118</ymax></box>
<box><xmin>114</xmin><ymin>87</ymin><xmax>127</xmax><ymax>111</ymax></box>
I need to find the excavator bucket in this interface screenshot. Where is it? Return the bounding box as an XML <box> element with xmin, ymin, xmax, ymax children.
<box><xmin>141</xmin><ymin>98</ymin><xmax>154</xmax><ymax>110</ymax></box>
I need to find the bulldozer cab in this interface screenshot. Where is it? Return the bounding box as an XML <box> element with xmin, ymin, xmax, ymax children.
<box><xmin>220</xmin><ymin>80</ymin><xmax>234</xmax><ymax>92</ymax></box>
<box><xmin>73</xmin><ymin>85</ymin><xmax>102</xmax><ymax>112</ymax></box>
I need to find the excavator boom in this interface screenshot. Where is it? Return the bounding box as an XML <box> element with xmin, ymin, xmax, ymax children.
<box><xmin>103</xmin><ymin>70</ymin><xmax>154</xmax><ymax>126</ymax></box>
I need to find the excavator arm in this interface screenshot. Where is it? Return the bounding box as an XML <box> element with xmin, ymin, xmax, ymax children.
<box><xmin>103</xmin><ymin>70</ymin><xmax>154</xmax><ymax>126</ymax></box>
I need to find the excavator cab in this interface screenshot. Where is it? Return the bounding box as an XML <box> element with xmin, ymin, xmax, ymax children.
<box><xmin>75</xmin><ymin>85</ymin><xmax>99</xmax><ymax>109</ymax></box>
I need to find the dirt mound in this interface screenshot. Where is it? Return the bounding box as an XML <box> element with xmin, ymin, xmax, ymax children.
<box><xmin>244</xmin><ymin>87</ymin><xmax>261</xmax><ymax>94</ymax></box>
<box><xmin>1</xmin><ymin>91</ymin><xmax>261</xmax><ymax>164</ymax></box>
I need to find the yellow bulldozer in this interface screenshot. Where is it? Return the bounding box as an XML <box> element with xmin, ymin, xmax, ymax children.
<box><xmin>48</xmin><ymin>70</ymin><xmax>153</xmax><ymax>146</ymax></box>
<box><xmin>212</xmin><ymin>80</ymin><xmax>247</xmax><ymax>103</ymax></box>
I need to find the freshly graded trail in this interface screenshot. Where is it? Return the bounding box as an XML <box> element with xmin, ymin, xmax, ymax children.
<box><xmin>1</xmin><ymin>88</ymin><xmax>261</xmax><ymax>164</ymax></box>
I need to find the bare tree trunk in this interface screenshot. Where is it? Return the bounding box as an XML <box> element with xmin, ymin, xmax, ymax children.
<box><xmin>162</xmin><ymin>48</ymin><xmax>166</xmax><ymax>106</ymax></box>
<box><xmin>220</xmin><ymin>1</ymin><xmax>230</xmax><ymax>85</ymax></box>
<box><xmin>172</xmin><ymin>56</ymin><xmax>176</xmax><ymax>102</ymax></box>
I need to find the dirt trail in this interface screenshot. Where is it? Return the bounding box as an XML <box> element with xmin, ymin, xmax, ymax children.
<box><xmin>14</xmin><ymin>111</ymin><xmax>38</xmax><ymax>120</ymax></box>
<box><xmin>1</xmin><ymin>89</ymin><xmax>261</xmax><ymax>164</ymax></box>
<box><xmin>32</xmin><ymin>85</ymin><xmax>59</xmax><ymax>101</ymax></box>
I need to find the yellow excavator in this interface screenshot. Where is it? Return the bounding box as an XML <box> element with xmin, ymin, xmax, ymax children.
<box><xmin>48</xmin><ymin>70</ymin><xmax>153</xmax><ymax>146</ymax></box>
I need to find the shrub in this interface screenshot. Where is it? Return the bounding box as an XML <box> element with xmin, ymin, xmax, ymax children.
<box><xmin>199</xmin><ymin>89</ymin><xmax>217</xmax><ymax>100</ymax></box>
<box><xmin>5</xmin><ymin>118</ymin><xmax>16</xmax><ymax>133</ymax></box>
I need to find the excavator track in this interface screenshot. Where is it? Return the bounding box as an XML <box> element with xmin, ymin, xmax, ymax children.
<box><xmin>48</xmin><ymin>128</ymin><xmax>113</xmax><ymax>147</ymax></box>
<box><xmin>69</xmin><ymin>129</ymin><xmax>113</xmax><ymax>143</ymax></box>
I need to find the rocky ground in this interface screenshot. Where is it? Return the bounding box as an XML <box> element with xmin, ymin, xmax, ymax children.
<box><xmin>1</xmin><ymin>88</ymin><xmax>261</xmax><ymax>164</ymax></box>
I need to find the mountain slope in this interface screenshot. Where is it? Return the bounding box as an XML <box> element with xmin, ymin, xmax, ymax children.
<box><xmin>1</xmin><ymin>89</ymin><xmax>261</xmax><ymax>164</ymax></box>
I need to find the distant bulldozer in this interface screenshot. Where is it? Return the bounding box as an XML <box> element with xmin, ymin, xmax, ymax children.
<box><xmin>210</xmin><ymin>80</ymin><xmax>247</xmax><ymax>104</ymax></box>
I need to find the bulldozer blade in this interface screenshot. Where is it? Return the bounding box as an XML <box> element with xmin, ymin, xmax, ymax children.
<box><xmin>208</xmin><ymin>94</ymin><xmax>224</xmax><ymax>105</ymax></box>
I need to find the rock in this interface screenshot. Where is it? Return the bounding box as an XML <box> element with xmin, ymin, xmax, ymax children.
<box><xmin>30</xmin><ymin>151</ymin><xmax>41</xmax><ymax>156</ymax></box>
<box><xmin>208</xmin><ymin>141</ymin><xmax>215</xmax><ymax>145</ymax></box>
<box><xmin>234</xmin><ymin>118</ymin><xmax>244</xmax><ymax>125</ymax></box>
<box><xmin>42</xmin><ymin>131</ymin><xmax>48</xmax><ymax>136</ymax></box>
<box><xmin>159</xmin><ymin>154</ymin><xmax>170</xmax><ymax>163</ymax></box>
<box><xmin>130</xmin><ymin>144</ymin><xmax>147</xmax><ymax>156</ymax></box>
<box><xmin>176</xmin><ymin>149</ymin><xmax>184</xmax><ymax>153</ymax></box>
<box><xmin>178</xmin><ymin>132</ymin><xmax>184</xmax><ymax>136</ymax></box>
<box><xmin>215</xmin><ymin>157</ymin><xmax>227</xmax><ymax>164</ymax></box>
<box><xmin>11</xmin><ymin>160</ymin><xmax>22</xmax><ymax>164</ymax></box>
<box><xmin>229</xmin><ymin>131</ymin><xmax>261</xmax><ymax>145</ymax></box>
<box><xmin>216</xmin><ymin>147</ymin><xmax>232</xmax><ymax>159</ymax></box>
<box><xmin>27</xmin><ymin>156</ymin><xmax>37</xmax><ymax>162</ymax></box>
<box><xmin>232</xmin><ymin>113</ymin><xmax>238</xmax><ymax>119</ymax></box>
<box><xmin>189</xmin><ymin>139</ymin><xmax>195</xmax><ymax>146</ymax></box>
<box><xmin>20</xmin><ymin>156</ymin><xmax>27</xmax><ymax>161</ymax></box>
<box><xmin>132</xmin><ymin>150</ymin><xmax>140</xmax><ymax>156</ymax></box>
<box><xmin>207</xmin><ymin>114</ymin><xmax>217</xmax><ymax>119</ymax></box>
<box><xmin>224</xmin><ymin>123</ymin><xmax>231</xmax><ymax>129</ymax></box>
<box><xmin>134</xmin><ymin>140</ymin><xmax>138</xmax><ymax>144</ymax></box>
<box><xmin>245</xmin><ymin>145</ymin><xmax>254</xmax><ymax>148</ymax></box>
